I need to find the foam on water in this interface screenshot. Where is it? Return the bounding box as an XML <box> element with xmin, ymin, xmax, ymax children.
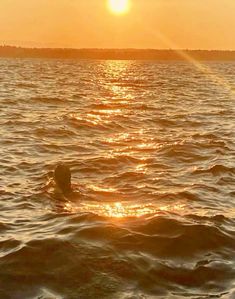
<box><xmin>0</xmin><ymin>58</ymin><xmax>234</xmax><ymax>299</ymax></box>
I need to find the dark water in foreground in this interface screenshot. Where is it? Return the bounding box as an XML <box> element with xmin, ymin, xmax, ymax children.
<box><xmin>0</xmin><ymin>59</ymin><xmax>235</xmax><ymax>299</ymax></box>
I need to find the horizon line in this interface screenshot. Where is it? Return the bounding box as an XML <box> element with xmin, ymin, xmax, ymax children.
<box><xmin>1</xmin><ymin>45</ymin><xmax>235</xmax><ymax>52</ymax></box>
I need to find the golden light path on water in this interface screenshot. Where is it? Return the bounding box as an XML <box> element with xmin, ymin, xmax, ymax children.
<box><xmin>64</xmin><ymin>201</ymin><xmax>186</xmax><ymax>218</ymax></box>
<box><xmin>55</xmin><ymin>59</ymin><xmax>234</xmax><ymax>221</ymax></box>
<box><xmin>64</xmin><ymin>58</ymin><xmax>187</xmax><ymax>218</ymax></box>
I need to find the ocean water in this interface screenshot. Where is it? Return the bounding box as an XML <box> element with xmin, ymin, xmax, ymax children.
<box><xmin>0</xmin><ymin>58</ymin><xmax>234</xmax><ymax>299</ymax></box>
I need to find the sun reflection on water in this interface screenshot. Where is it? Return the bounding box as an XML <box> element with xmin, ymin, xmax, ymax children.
<box><xmin>62</xmin><ymin>60</ymin><xmax>187</xmax><ymax>219</ymax></box>
<box><xmin>63</xmin><ymin>201</ymin><xmax>186</xmax><ymax>218</ymax></box>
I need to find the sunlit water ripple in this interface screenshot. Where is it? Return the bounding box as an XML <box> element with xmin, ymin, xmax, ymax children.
<box><xmin>0</xmin><ymin>58</ymin><xmax>234</xmax><ymax>299</ymax></box>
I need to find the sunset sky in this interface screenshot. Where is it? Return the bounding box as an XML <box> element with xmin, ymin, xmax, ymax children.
<box><xmin>1</xmin><ymin>0</ymin><xmax>235</xmax><ymax>50</ymax></box>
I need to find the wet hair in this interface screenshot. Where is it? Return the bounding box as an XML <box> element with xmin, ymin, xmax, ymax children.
<box><xmin>54</xmin><ymin>163</ymin><xmax>72</xmax><ymax>194</ymax></box>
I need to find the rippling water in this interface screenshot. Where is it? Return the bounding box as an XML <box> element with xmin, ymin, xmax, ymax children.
<box><xmin>0</xmin><ymin>58</ymin><xmax>235</xmax><ymax>299</ymax></box>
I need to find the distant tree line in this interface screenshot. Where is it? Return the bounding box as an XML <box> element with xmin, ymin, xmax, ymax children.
<box><xmin>1</xmin><ymin>46</ymin><xmax>235</xmax><ymax>60</ymax></box>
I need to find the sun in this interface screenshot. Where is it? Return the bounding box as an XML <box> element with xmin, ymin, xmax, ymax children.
<box><xmin>108</xmin><ymin>0</ymin><xmax>130</xmax><ymax>15</ymax></box>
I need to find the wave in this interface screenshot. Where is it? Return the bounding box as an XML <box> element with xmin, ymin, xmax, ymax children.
<box><xmin>0</xmin><ymin>212</ymin><xmax>234</xmax><ymax>298</ymax></box>
<box><xmin>30</xmin><ymin>96</ymin><xmax>66</xmax><ymax>105</ymax></box>
<box><xmin>193</xmin><ymin>164</ymin><xmax>235</xmax><ymax>176</ymax></box>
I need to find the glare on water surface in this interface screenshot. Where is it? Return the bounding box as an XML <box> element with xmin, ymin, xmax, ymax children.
<box><xmin>64</xmin><ymin>201</ymin><xmax>186</xmax><ymax>218</ymax></box>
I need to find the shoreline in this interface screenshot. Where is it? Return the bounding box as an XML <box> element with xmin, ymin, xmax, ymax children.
<box><xmin>1</xmin><ymin>46</ymin><xmax>235</xmax><ymax>61</ymax></box>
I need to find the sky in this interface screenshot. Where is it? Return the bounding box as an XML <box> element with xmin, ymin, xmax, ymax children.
<box><xmin>0</xmin><ymin>0</ymin><xmax>235</xmax><ymax>50</ymax></box>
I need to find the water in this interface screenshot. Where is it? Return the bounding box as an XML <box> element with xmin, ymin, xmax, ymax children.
<box><xmin>0</xmin><ymin>58</ymin><xmax>235</xmax><ymax>299</ymax></box>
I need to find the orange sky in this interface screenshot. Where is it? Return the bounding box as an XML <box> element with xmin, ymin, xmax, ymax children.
<box><xmin>0</xmin><ymin>0</ymin><xmax>235</xmax><ymax>50</ymax></box>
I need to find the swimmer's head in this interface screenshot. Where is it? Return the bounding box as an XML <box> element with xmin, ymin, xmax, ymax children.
<box><xmin>54</xmin><ymin>163</ymin><xmax>72</xmax><ymax>195</ymax></box>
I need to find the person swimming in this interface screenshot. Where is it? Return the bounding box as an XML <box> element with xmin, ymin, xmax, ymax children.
<box><xmin>43</xmin><ymin>162</ymin><xmax>82</xmax><ymax>201</ymax></box>
<box><xmin>53</xmin><ymin>163</ymin><xmax>73</xmax><ymax>196</ymax></box>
